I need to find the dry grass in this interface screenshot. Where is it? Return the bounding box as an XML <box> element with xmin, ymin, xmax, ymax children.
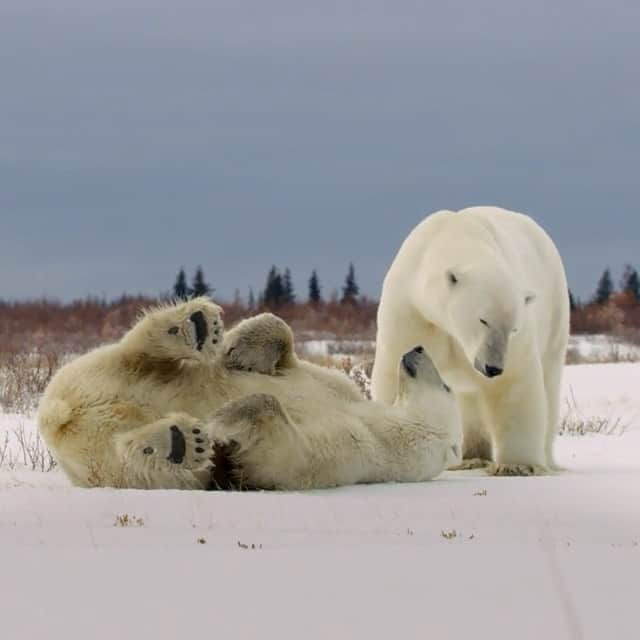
<box><xmin>565</xmin><ymin>338</ymin><xmax>640</xmax><ymax>365</ymax></box>
<box><xmin>113</xmin><ymin>514</ymin><xmax>145</xmax><ymax>527</ymax></box>
<box><xmin>559</xmin><ymin>387</ymin><xmax>628</xmax><ymax>437</ymax></box>
<box><xmin>237</xmin><ymin>541</ymin><xmax>263</xmax><ymax>550</ymax></box>
<box><xmin>0</xmin><ymin>421</ymin><xmax>57</xmax><ymax>471</ymax></box>
<box><xmin>0</xmin><ymin>349</ymin><xmax>63</xmax><ymax>413</ymax></box>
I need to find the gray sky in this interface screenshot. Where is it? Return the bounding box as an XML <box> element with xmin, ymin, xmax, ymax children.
<box><xmin>1</xmin><ymin>0</ymin><xmax>638</xmax><ymax>303</ymax></box>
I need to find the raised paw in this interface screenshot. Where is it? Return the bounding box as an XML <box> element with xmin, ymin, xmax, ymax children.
<box><xmin>223</xmin><ymin>314</ymin><xmax>295</xmax><ymax>375</ymax></box>
<box><xmin>140</xmin><ymin>421</ymin><xmax>217</xmax><ymax>473</ymax></box>
<box><xmin>126</xmin><ymin>297</ymin><xmax>224</xmax><ymax>364</ymax></box>
<box><xmin>487</xmin><ymin>462</ymin><xmax>550</xmax><ymax>477</ymax></box>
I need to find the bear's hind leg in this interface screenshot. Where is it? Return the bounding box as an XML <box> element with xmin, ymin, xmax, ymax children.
<box><xmin>543</xmin><ymin>357</ymin><xmax>565</xmax><ymax>471</ymax></box>
<box><xmin>121</xmin><ymin>298</ymin><xmax>224</xmax><ymax>363</ymax></box>
<box><xmin>223</xmin><ymin>314</ymin><xmax>296</xmax><ymax>375</ymax></box>
<box><xmin>114</xmin><ymin>413</ymin><xmax>217</xmax><ymax>489</ymax></box>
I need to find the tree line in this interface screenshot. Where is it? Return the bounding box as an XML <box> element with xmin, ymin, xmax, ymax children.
<box><xmin>571</xmin><ymin>265</ymin><xmax>640</xmax><ymax>310</ymax></box>
<box><xmin>174</xmin><ymin>262</ymin><xmax>640</xmax><ymax>314</ymax></box>
<box><xmin>172</xmin><ymin>263</ymin><xmax>361</xmax><ymax>308</ymax></box>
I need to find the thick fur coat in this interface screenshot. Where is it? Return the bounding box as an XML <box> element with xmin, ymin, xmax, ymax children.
<box><xmin>371</xmin><ymin>206</ymin><xmax>569</xmax><ymax>475</ymax></box>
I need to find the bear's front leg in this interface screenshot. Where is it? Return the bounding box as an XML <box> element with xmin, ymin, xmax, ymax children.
<box><xmin>223</xmin><ymin>313</ymin><xmax>297</xmax><ymax>375</ymax></box>
<box><xmin>481</xmin><ymin>361</ymin><xmax>550</xmax><ymax>477</ymax></box>
<box><xmin>448</xmin><ymin>392</ymin><xmax>493</xmax><ymax>470</ymax></box>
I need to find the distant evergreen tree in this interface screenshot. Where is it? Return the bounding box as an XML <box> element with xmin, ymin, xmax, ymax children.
<box><xmin>282</xmin><ymin>268</ymin><xmax>295</xmax><ymax>305</ymax></box>
<box><xmin>173</xmin><ymin>267</ymin><xmax>191</xmax><ymax>300</ymax></box>
<box><xmin>593</xmin><ymin>268</ymin><xmax>614</xmax><ymax>305</ymax></box>
<box><xmin>620</xmin><ymin>265</ymin><xmax>640</xmax><ymax>302</ymax></box>
<box><xmin>263</xmin><ymin>266</ymin><xmax>285</xmax><ymax>307</ymax></box>
<box><xmin>248</xmin><ymin>288</ymin><xmax>256</xmax><ymax>311</ymax></box>
<box><xmin>341</xmin><ymin>262</ymin><xmax>360</xmax><ymax>304</ymax></box>
<box><xmin>308</xmin><ymin>269</ymin><xmax>322</xmax><ymax>304</ymax></box>
<box><xmin>568</xmin><ymin>289</ymin><xmax>578</xmax><ymax>311</ymax></box>
<box><xmin>191</xmin><ymin>266</ymin><xmax>212</xmax><ymax>297</ymax></box>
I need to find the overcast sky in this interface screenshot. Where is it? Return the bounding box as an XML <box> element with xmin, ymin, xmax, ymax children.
<box><xmin>1</xmin><ymin>0</ymin><xmax>638</xmax><ymax>303</ymax></box>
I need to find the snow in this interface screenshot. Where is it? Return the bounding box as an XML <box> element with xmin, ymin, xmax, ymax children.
<box><xmin>1</xmin><ymin>363</ymin><xmax>639</xmax><ymax>640</ymax></box>
<box><xmin>299</xmin><ymin>338</ymin><xmax>375</xmax><ymax>359</ymax></box>
<box><xmin>568</xmin><ymin>334</ymin><xmax>640</xmax><ymax>362</ymax></box>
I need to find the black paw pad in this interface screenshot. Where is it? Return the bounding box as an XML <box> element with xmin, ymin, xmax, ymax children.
<box><xmin>167</xmin><ymin>425</ymin><xmax>186</xmax><ymax>464</ymax></box>
<box><xmin>143</xmin><ymin>447</ymin><xmax>154</xmax><ymax>455</ymax></box>
<box><xmin>195</xmin><ymin>447</ymin><xmax>205</xmax><ymax>454</ymax></box>
<box><xmin>190</xmin><ymin>311</ymin><xmax>208</xmax><ymax>351</ymax></box>
<box><xmin>192</xmin><ymin>428</ymin><xmax>201</xmax><ymax>435</ymax></box>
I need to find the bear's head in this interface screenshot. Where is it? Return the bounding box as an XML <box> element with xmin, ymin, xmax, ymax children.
<box><xmin>422</xmin><ymin>263</ymin><xmax>535</xmax><ymax>380</ymax></box>
<box><xmin>395</xmin><ymin>345</ymin><xmax>462</xmax><ymax>463</ymax></box>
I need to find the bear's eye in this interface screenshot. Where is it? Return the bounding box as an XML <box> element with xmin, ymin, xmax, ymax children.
<box><xmin>443</xmin><ymin>383</ymin><xmax>451</xmax><ymax>393</ymax></box>
<box><xmin>447</xmin><ymin>271</ymin><xmax>458</xmax><ymax>285</ymax></box>
<box><xmin>480</xmin><ymin>319</ymin><xmax>489</xmax><ymax>327</ymax></box>
<box><xmin>168</xmin><ymin>326</ymin><xmax>180</xmax><ymax>335</ymax></box>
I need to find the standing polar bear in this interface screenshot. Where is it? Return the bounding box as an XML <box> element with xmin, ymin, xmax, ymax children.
<box><xmin>38</xmin><ymin>297</ymin><xmax>461</xmax><ymax>490</ymax></box>
<box><xmin>371</xmin><ymin>206</ymin><xmax>569</xmax><ymax>476</ymax></box>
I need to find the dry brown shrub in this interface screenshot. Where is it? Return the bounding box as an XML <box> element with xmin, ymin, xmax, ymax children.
<box><xmin>571</xmin><ymin>303</ymin><xmax>624</xmax><ymax>334</ymax></box>
<box><xmin>0</xmin><ymin>349</ymin><xmax>62</xmax><ymax>412</ymax></box>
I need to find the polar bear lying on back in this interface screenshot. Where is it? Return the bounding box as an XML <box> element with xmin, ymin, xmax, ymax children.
<box><xmin>371</xmin><ymin>206</ymin><xmax>569</xmax><ymax>476</ymax></box>
<box><xmin>38</xmin><ymin>298</ymin><xmax>461</xmax><ymax>490</ymax></box>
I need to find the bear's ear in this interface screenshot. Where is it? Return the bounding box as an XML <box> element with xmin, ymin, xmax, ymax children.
<box><xmin>524</xmin><ymin>291</ymin><xmax>537</xmax><ymax>305</ymax></box>
<box><xmin>446</xmin><ymin>270</ymin><xmax>459</xmax><ymax>286</ymax></box>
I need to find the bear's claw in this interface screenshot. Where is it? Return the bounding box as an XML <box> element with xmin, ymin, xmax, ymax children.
<box><xmin>487</xmin><ymin>462</ymin><xmax>549</xmax><ymax>476</ymax></box>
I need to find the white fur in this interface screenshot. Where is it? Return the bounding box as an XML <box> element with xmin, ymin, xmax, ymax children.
<box><xmin>38</xmin><ymin>298</ymin><xmax>461</xmax><ymax>490</ymax></box>
<box><xmin>371</xmin><ymin>206</ymin><xmax>569</xmax><ymax>475</ymax></box>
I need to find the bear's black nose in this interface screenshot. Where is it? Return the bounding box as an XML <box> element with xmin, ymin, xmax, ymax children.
<box><xmin>413</xmin><ymin>346</ymin><xmax>424</xmax><ymax>354</ymax></box>
<box><xmin>402</xmin><ymin>350</ymin><xmax>421</xmax><ymax>378</ymax></box>
<box><xmin>484</xmin><ymin>365</ymin><xmax>503</xmax><ymax>378</ymax></box>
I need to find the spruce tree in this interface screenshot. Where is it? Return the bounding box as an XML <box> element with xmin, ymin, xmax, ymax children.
<box><xmin>248</xmin><ymin>288</ymin><xmax>256</xmax><ymax>310</ymax></box>
<box><xmin>341</xmin><ymin>262</ymin><xmax>360</xmax><ymax>304</ymax></box>
<box><xmin>593</xmin><ymin>268</ymin><xmax>614</xmax><ymax>305</ymax></box>
<box><xmin>263</xmin><ymin>266</ymin><xmax>284</xmax><ymax>307</ymax></box>
<box><xmin>620</xmin><ymin>265</ymin><xmax>640</xmax><ymax>302</ymax></box>
<box><xmin>283</xmin><ymin>268</ymin><xmax>295</xmax><ymax>305</ymax></box>
<box><xmin>191</xmin><ymin>266</ymin><xmax>212</xmax><ymax>297</ymax></box>
<box><xmin>308</xmin><ymin>269</ymin><xmax>322</xmax><ymax>304</ymax></box>
<box><xmin>173</xmin><ymin>267</ymin><xmax>191</xmax><ymax>300</ymax></box>
<box><xmin>568</xmin><ymin>289</ymin><xmax>578</xmax><ymax>312</ymax></box>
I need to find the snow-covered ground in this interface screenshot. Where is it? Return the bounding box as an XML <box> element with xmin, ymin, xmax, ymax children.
<box><xmin>1</xmin><ymin>363</ymin><xmax>639</xmax><ymax>640</ymax></box>
<box><xmin>568</xmin><ymin>333</ymin><xmax>640</xmax><ymax>362</ymax></box>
